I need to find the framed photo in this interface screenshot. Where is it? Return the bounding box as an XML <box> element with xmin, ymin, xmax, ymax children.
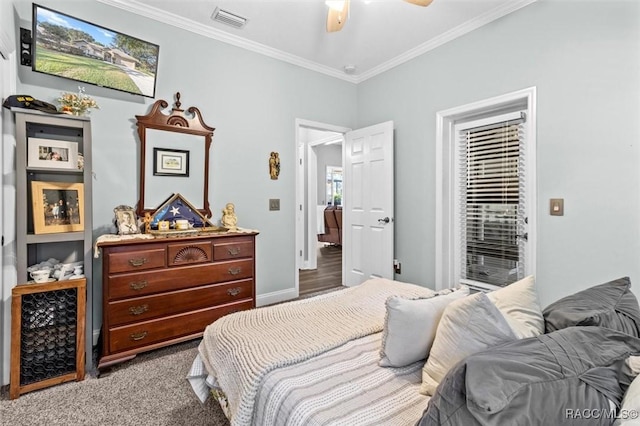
<box><xmin>31</xmin><ymin>181</ymin><xmax>84</xmax><ymax>234</ymax></box>
<box><xmin>153</xmin><ymin>148</ymin><xmax>189</xmax><ymax>177</ymax></box>
<box><xmin>28</xmin><ymin>137</ymin><xmax>79</xmax><ymax>171</ymax></box>
<box><xmin>114</xmin><ymin>205</ymin><xmax>140</xmax><ymax>235</ymax></box>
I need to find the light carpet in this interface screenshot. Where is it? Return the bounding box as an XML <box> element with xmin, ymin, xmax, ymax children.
<box><xmin>0</xmin><ymin>340</ymin><xmax>229</xmax><ymax>426</ymax></box>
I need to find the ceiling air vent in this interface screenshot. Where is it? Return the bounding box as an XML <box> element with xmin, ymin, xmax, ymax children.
<box><xmin>211</xmin><ymin>7</ymin><xmax>248</xmax><ymax>29</ymax></box>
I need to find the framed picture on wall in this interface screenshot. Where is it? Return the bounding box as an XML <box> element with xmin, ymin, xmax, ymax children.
<box><xmin>28</xmin><ymin>137</ymin><xmax>79</xmax><ymax>170</ymax></box>
<box><xmin>31</xmin><ymin>181</ymin><xmax>84</xmax><ymax>234</ymax></box>
<box><xmin>153</xmin><ymin>148</ymin><xmax>189</xmax><ymax>177</ymax></box>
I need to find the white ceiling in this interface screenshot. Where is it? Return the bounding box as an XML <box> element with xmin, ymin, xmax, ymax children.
<box><xmin>98</xmin><ymin>0</ymin><xmax>537</xmax><ymax>83</ymax></box>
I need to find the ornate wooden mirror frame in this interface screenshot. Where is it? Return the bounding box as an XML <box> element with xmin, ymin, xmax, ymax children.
<box><xmin>136</xmin><ymin>92</ymin><xmax>214</xmax><ymax>218</ymax></box>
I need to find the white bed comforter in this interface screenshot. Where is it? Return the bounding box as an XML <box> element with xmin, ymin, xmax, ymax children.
<box><xmin>198</xmin><ymin>278</ymin><xmax>435</xmax><ymax>426</ymax></box>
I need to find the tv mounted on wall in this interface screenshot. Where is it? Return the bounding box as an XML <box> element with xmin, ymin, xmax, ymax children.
<box><xmin>32</xmin><ymin>3</ymin><xmax>159</xmax><ymax>98</ymax></box>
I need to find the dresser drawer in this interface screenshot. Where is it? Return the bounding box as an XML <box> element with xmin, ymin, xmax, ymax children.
<box><xmin>107</xmin><ymin>279</ymin><xmax>254</xmax><ymax>326</ymax></box>
<box><xmin>108</xmin><ymin>300</ymin><xmax>253</xmax><ymax>353</ymax></box>
<box><xmin>107</xmin><ymin>247</ymin><xmax>166</xmax><ymax>273</ymax></box>
<box><xmin>108</xmin><ymin>259</ymin><xmax>254</xmax><ymax>300</ymax></box>
<box><xmin>213</xmin><ymin>238</ymin><xmax>254</xmax><ymax>260</ymax></box>
<box><xmin>167</xmin><ymin>241</ymin><xmax>212</xmax><ymax>267</ymax></box>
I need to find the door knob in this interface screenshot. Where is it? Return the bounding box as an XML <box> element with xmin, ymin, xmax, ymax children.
<box><xmin>378</xmin><ymin>217</ymin><xmax>390</xmax><ymax>224</ymax></box>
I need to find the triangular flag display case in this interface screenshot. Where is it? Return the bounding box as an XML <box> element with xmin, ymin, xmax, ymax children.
<box><xmin>149</xmin><ymin>193</ymin><xmax>214</xmax><ymax>229</ymax></box>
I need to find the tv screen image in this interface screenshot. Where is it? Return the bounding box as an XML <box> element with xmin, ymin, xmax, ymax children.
<box><xmin>32</xmin><ymin>4</ymin><xmax>159</xmax><ymax>98</ymax></box>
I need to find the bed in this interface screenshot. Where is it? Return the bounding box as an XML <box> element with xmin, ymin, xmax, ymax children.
<box><xmin>188</xmin><ymin>276</ymin><xmax>640</xmax><ymax>426</ymax></box>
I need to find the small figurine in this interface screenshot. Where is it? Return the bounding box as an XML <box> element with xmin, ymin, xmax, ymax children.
<box><xmin>221</xmin><ymin>202</ymin><xmax>238</xmax><ymax>231</ymax></box>
<box><xmin>144</xmin><ymin>212</ymin><xmax>152</xmax><ymax>234</ymax></box>
<box><xmin>269</xmin><ymin>151</ymin><xmax>280</xmax><ymax>180</ymax></box>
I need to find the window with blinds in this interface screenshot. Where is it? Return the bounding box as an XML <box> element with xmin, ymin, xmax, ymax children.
<box><xmin>459</xmin><ymin>112</ymin><xmax>526</xmax><ymax>288</ymax></box>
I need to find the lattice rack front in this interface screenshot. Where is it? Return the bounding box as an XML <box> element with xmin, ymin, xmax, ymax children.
<box><xmin>10</xmin><ymin>278</ymin><xmax>86</xmax><ymax>399</ymax></box>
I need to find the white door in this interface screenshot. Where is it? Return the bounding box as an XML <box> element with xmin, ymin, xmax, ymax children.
<box><xmin>343</xmin><ymin>121</ymin><xmax>394</xmax><ymax>286</ymax></box>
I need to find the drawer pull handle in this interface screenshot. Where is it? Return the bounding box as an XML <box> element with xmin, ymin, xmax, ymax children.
<box><xmin>129</xmin><ymin>281</ymin><xmax>148</xmax><ymax>291</ymax></box>
<box><xmin>227</xmin><ymin>287</ymin><xmax>242</xmax><ymax>297</ymax></box>
<box><xmin>228</xmin><ymin>267</ymin><xmax>242</xmax><ymax>276</ymax></box>
<box><xmin>130</xmin><ymin>331</ymin><xmax>148</xmax><ymax>341</ymax></box>
<box><xmin>129</xmin><ymin>258</ymin><xmax>148</xmax><ymax>267</ymax></box>
<box><xmin>129</xmin><ymin>304</ymin><xmax>149</xmax><ymax>316</ymax></box>
<box><xmin>227</xmin><ymin>247</ymin><xmax>241</xmax><ymax>256</ymax></box>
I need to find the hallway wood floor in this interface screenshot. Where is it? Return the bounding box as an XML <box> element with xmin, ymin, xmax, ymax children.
<box><xmin>299</xmin><ymin>243</ymin><xmax>343</xmax><ymax>296</ymax></box>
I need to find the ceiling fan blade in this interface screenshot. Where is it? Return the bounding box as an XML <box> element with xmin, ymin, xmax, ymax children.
<box><xmin>404</xmin><ymin>0</ymin><xmax>434</xmax><ymax>6</ymax></box>
<box><xmin>326</xmin><ymin>0</ymin><xmax>350</xmax><ymax>33</ymax></box>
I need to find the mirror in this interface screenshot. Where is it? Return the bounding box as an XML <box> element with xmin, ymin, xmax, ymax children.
<box><xmin>136</xmin><ymin>92</ymin><xmax>214</xmax><ymax>218</ymax></box>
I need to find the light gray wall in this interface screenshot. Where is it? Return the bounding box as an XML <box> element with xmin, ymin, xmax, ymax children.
<box><xmin>0</xmin><ymin>0</ymin><xmax>17</xmax><ymax>389</ymax></box>
<box><xmin>356</xmin><ymin>0</ymin><xmax>640</xmax><ymax>308</ymax></box>
<box><xmin>10</xmin><ymin>0</ymin><xmax>357</xmax><ymax>336</ymax></box>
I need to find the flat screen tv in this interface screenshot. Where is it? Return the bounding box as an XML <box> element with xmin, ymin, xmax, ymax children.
<box><xmin>32</xmin><ymin>3</ymin><xmax>159</xmax><ymax>98</ymax></box>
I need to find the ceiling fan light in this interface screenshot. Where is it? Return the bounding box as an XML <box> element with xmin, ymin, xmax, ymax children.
<box><xmin>326</xmin><ymin>0</ymin><xmax>350</xmax><ymax>32</ymax></box>
<box><xmin>404</xmin><ymin>0</ymin><xmax>434</xmax><ymax>7</ymax></box>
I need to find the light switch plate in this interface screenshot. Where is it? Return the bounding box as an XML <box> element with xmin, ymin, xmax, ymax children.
<box><xmin>550</xmin><ymin>198</ymin><xmax>564</xmax><ymax>216</ymax></box>
<box><xmin>269</xmin><ymin>198</ymin><xmax>280</xmax><ymax>211</ymax></box>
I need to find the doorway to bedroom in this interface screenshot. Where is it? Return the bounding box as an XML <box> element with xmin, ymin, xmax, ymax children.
<box><xmin>301</xmin><ymin>164</ymin><xmax>343</xmax><ymax>296</ymax></box>
<box><xmin>296</xmin><ymin>120</ymin><xmax>346</xmax><ymax>296</ymax></box>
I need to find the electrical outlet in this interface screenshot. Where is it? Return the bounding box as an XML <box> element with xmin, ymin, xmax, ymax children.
<box><xmin>393</xmin><ymin>259</ymin><xmax>401</xmax><ymax>274</ymax></box>
<box><xmin>269</xmin><ymin>198</ymin><xmax>280</xmax><ymax>211</ymax></box>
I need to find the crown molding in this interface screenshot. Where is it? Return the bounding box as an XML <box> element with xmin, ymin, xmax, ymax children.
<box><xmin>355</xmin><ymin>0</ymin><xmax>538</xmax><ymax>83</ymax></box>
<box><xmin>96</xmin><ymin>0</ymin><xmax>358</xmax><ymax>83</ymax></box>
<box><xmin>97</xmin><ymin>0</ymin><xmax>537</xmax><ymax>85</ymax></box>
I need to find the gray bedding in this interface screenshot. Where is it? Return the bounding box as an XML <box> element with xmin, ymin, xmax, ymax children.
<box><xmin>543</xmin><ymin>277</ymin><xmax>640</xmax><ymax>336</ymax></box>
<box><xmin>418</xmin><ymin>326</ymin><xmax>640</xmax><ymax>426</ymax></box>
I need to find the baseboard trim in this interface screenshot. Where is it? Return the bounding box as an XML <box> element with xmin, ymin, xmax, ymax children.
<box><xmin>256</xmin><ymin>288</ymin><xmax>298</xmax><ymax>307</ymax></box>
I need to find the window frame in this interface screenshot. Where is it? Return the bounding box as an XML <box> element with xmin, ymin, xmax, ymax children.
<box><xmin>455</xmin><ymin>111</ymin><xmax>526</xmax><ymax>289</ymax></box>
<box><xmin>435</xmin><ymin>87</ymin><xmax>537</xmax><ymax>291</ymax></box>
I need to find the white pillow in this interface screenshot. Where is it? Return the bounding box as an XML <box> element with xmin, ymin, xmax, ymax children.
<box><xmin>619</xmin><ymin>372</ymin><xmax>640</xmax><ymax>425</ymax></box>
<box><xmin>625</xmin><ymin>356</ymin><xmax>640</xmax><ymax>377</ymax></box>
<box><xmin>379</xmin><ymin>287</ymin><xmax>470</xmax><ymax>367</ymax></box>
<box><xmin>420</xmin><ymin>292</ymin><xmax>517</xmax><ymax>396</ymax></box>
<box><xmin>487</xmin><ymin>275</ymin><xmax>544</xmax><ymax>339</ymax></box>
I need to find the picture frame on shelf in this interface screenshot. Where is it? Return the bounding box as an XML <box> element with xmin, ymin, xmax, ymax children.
<box><xmin>31</xmin><ymin>181</ymin><xmax>84</xmax><ymax>234</ymax></box>
<box><xmin>113</xmin><ymin>205</ymin><xmax>140</xmax><ymax>235</ymax></box>
<box><xmin>153</xmin><ymin>148</ymin><xmax>189</xmax><ymax>177</ymax></box>
<box><xmin>28</xmin><ymin>137</ymin><xmax>79</xmax><ymax>171</ymax></box>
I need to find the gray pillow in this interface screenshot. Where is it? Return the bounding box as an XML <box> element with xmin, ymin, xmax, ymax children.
<box><xmin>418</xmin><ymin>326</ymin><xmax>640</xmax><ymax>426</ymax></box>
<box><xmin>379</xmin><ymin>287</ymin><xmax>469</xmax><ymax>367</ymax></box>
<box><xmin>543</xmin><ymin>277</ymin><xmax>640</xmax><ymax>336</ymax></box>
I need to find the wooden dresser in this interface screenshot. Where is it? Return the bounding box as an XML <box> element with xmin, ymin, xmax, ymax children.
<box><xmin>97</xmin><ymin>232</ymin><xmax>257</xmax><ymax>370</ymax></box>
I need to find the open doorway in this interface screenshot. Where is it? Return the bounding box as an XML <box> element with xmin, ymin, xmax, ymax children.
<box><xmin>295</xmin><ymin>120</ymin><xmax>349</xmax><ymax>297</ymax></box>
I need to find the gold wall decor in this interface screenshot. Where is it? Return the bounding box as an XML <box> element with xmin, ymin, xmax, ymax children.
<box><xmin>269</xmin><ymin>151</ymin><xmax>280</xmax><ymax>180</ymax></box>
<box><xmin>31</xmin><ymin>181</ymin><xmax>85</xmax><ymax>234</ymax></box>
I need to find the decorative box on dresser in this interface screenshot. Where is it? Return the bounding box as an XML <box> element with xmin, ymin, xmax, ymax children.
<box><xmin>97</xmin><ymin>232</ymin><xmax>257</xmax><ymax>370</ymax></box>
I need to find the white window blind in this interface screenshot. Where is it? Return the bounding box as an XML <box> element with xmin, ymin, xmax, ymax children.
<box><xmin>459</xmin><ymin>112</ymin><xmax>526</xmax><ymax>288</ymax></box>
